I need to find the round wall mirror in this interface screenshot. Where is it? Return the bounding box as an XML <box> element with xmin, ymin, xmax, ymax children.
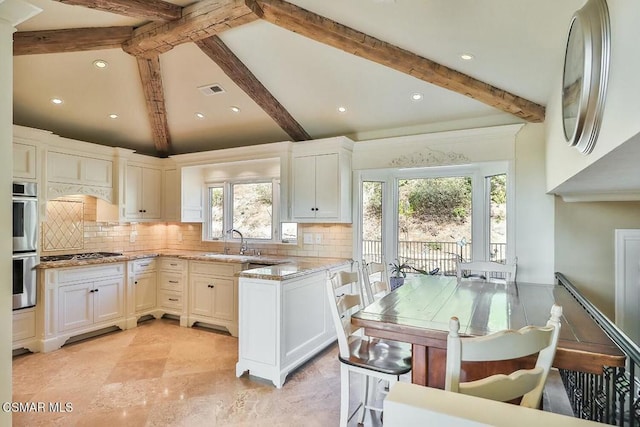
<box><xmin>561</xmin><ymin>0</ymin><xmax>610</xmax><ymax>155</ymax></box>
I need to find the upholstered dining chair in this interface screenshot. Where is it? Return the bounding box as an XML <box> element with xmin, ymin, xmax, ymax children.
<box><xmin>326</xmin><ymin>270</ymin><xmax>412</xmax><ymax>427</ymax></box>
<box><xmin>361</xmin><ymin>260</ymin><xmax>391</xmax><ymax>306</ymax></box>
<box><xmin>445</xmin><ymin>304</ymin><xmax>562</xmax><ymax>409</ymax></box>
<box><xmin>456</xmin><ymin>260</ymin><xmax>517</xmax><ymax>283</ymax></box>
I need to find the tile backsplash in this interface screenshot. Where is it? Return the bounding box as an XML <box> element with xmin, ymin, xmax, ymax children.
<box><xmin>41</xmin><ymin>196</ymin><xmax>354</xmax><ymax>259</ymax></box>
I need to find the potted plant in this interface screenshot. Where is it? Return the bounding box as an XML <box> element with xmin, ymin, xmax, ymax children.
<box><xmin>389</xmin><ymin>259</ymin><xmax>410</xmax><ymax>290</ymax></box>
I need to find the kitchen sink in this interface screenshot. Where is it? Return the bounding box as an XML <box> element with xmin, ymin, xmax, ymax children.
<box><xmin>200</xmin><ymin>253</ymin><xmax>288</xmax><ymax>267</ymax></box>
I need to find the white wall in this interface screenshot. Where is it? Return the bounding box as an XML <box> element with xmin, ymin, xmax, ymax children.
<box><xmin>1</xmin><ymin>1</ymin><xmax>41</xmax><ymax>423</ymax></box>
<box><xmin>0</xmin><ymin>13</ymin><xmax>14</xmax><ymax>423</ymax></box>
<box><xmin>546</xmin><ymin>0</ymin><xmax>640</xmax><ymax>191</ymax></box>
<box><xmin>514</xmin><ymin>124</ymin><xmax>556</xmax><ymax>283</ymax></box>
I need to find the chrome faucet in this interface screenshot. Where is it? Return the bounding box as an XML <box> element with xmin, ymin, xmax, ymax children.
<box><xmin>227</xmin><ymin>228</ymin><xmax>247</xmax><ymax>255</ymax></box>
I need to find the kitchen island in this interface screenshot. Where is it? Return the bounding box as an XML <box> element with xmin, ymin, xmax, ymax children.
<box><xmin>236</xmin><ymin>259</ymin><xmax>353</xmax><ymax>388</ymax></box>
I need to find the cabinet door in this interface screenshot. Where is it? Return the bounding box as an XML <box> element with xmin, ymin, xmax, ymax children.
<box><xmin>141</xmin><ymin>166</ymin><xmax>161</xmax><ymax>219</ymax></box>
<box><xmin>163</xmin><ymin>168</ymin><xmax>178</xmax><ymax>221</ymax></box>
<box><xmin>313</xmin><ymin>153</ymin><xmax>339</xmax><ymax>218</ymax></box>
<box><xmin>48</xmin><ymin>152</ymin><xmax>83</xmax><ymax>184</ymax></box>
<box><xmin>190</xmin><ymin>275</ymin><xmax>214</xmax><ymax>317</ymax></box>
<box><xmin>83</xmin><ymin>157</ymin><xmax>112</xmax><ymax>187</ymax></box>
<box><xmin>134</xmin><ymin>272</ymin><xmax>156</xmax><ymax>312</ymax></box>
<box><xmin>58</xmin><ymin>283</ymin><xmax>93</xmax><ymax>332</ymax></box>
<box><xmin>93</xmin><ymin>277</ymin><xmax>125</xmax><ymax>323</ymax></box>
<box><xmin>125</xmin><ymin>164</ymin><xmax>143</xmax><ymax>219</ymax></box>
<box><xmin>212</xmin><ymin>277</ymin><xmax>235</xmax><ymax>321</ymax></box>
<box><xmin>292</xmin><ymin>155</ymin><xmax>317</xmax><ymax>219</ymax></box>
<box><xmin>13</xmin><ymin>143</ymin><xmax>37</xmax><ymax>180</ymax></box>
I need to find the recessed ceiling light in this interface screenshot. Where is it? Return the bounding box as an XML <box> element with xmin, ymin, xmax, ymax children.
<box><xmin>337</xmin><ymin>106</ymin><xmax>347</xmax><ymax>113</ymax></box>
<box><xmin>460</xmin><ymin>53</ymin><xmax>475</xmax><ymax>61</ymax></box>
<box><xmin>93</xmin><ymin>59</ymin><xmax>108</xmax><ymax>69</ymax></box>
<box><xmin>195</xmin><ymin>112</ymin><xmax>205</xmax><ymax>119</ymax></box>
<box><xmin>109</xmin><ymin>114</ymin><xmax>118</xmax><ymax>119</ymax></box>
<box><xmin>230</xmin><ymin>106</ymin><xmax>240</xmax><ymax>113</ymax></box>
<box><xmin>50</xmin><ymin>98</ymin><xmax>63</xmax><ymax>105</ymax></box>
<box><xmin>411</xmin><ymin>93</ymin><xmax>423</xmax><ymax>101</ymax></box>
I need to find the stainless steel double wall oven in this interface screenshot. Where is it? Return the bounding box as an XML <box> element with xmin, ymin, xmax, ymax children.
<box><xmin>13</xmin><ymin>182</ymin><xmax>37</xmax><ymax>310</ymax></box>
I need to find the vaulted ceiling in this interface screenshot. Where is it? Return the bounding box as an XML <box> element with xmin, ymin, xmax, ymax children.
<box><xmin>13</xmin><ymin>0</ymin><xmax>585</xmax><ymax>157</ymax></box>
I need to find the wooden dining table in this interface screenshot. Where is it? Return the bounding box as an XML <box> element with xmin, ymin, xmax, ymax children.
<box><xmin>351</xmin><ymin>274</ymin><xmax>625</xmax><ymax>388</ymax></box>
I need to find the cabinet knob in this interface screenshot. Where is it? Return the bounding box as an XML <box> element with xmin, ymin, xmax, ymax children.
<box><xmin>208</xmin><ymin>284</ymin><xmax>214</xmax><ymax>288</ymax></box>
<box><xmin>89</xmin><ymin>289</ymin><xmax>94</xmax><ymax>293</ymax></box>
<box><xmin>134</xmin><ymin>281</ymin><xmax>138</xmax><ymax>285</ymax></box>
<box><xmin>94</xmin><ymin>289</ymin><xmax>99</xmax><ymax>293</ymax></box>
<box><xmin>139</xmin><ymin>209</ymin><xmax>143</xmax><ymax>213</ymax></box>
<box><xmin>142</xmin><ymin>209</ymin><xmax>147</xmax><ymax>213</ymax></box>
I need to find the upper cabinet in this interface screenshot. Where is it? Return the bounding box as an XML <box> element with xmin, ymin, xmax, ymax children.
<box><xmin>162</xmin><ymin>167</ymin><xmax>179</xmax><ymax>222</ymax></box>
<box><xmin>290</xmin><ymin>137</ymin><xmax>353</xmax><ymax>223</ymax></box>
<box><xmin>47</xmin><ymin>151</ymin><xmax>113</xmax><ymax>188</ymax></box>
<box><xmin>124</xmin><ymin>163</ymin><xmax>161</xmax><ymax>220</ymax></box>
<box><xmin>13</xmin><ymin>142</ymin><xmax>37</xmax><ymax>180</ymax></box>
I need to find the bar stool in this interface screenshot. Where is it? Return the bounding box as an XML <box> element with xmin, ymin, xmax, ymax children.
<box><xmin>326</xmin><ymin>270</ymin><xmax>412</xmax><ymax>426</ymax></box>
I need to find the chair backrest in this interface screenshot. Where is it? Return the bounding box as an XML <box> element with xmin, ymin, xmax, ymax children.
<box><xmin>326</xmin><ymin>270</ymin><xmax>364</xmax><ymax>359</ymax></box>
<box><xmin>445</xmin><ymin>304</ymin><xmax>562</xmax><ymax>409</ymax></box>
<box><xmin>361</xmin><ymin>260</ymin><xmax>390</xmax><ymax>305</ymax></box>
<box><xmin>456</xmin><ymin>260</ymin><xmax>517</xmax><ymax>283</ymax></box>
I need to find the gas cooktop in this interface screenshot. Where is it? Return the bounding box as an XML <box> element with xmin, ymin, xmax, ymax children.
<box><xmin>40</xmin><ymin>252</ymin><xmax>123</xmax><ymax>262</ymax></box>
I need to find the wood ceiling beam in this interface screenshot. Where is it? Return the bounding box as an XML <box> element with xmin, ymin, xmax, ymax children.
<box><xmin>253</xmin><ymin>0</ymin><xmax>545</xmax><ymax>123</ymax></box>
<box><xmin>137</xmin><ymin>55</ymin><xmax>171</xmax><ymax>154</ymax></box>
<box><xmin>122</xmin><ymin>0</ymin><xmax>260</xmax><ymax>58</ymax></box>
<box><xmin>196</xmin><ymin>36</ymin><xmax>310</xmax><ymax>141</ymax></box>
<box><xmin>51</xmin><ymin>0</ymin><xmax>182</xmax><ymax>22</ymax></box>
<box><xmin>13</xmin><ymin>27</ymin><xmax>133</xmax><ymax>55</ymax></box>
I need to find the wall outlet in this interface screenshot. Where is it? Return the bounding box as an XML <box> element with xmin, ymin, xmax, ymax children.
<box><xmin>315</xmin><ymin>233</ymin><xmax>322</xmax><ymax>244</ymax></box>
<box><xmin>130</xmin><ymin>231</ymin><xmax>138</xmax><ymax>243</ymax></box>
<box><xmin>303</xmin><ymin>233</ymin><xmax>313</xmax><ymax>244</ymax></box>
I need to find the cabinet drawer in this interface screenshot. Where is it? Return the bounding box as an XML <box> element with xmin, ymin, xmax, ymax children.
<box><xmin>13</xmin><ymin>309</ymin><xmax>36</xmax><ymax>342</ymax></box>
<box><xmin>159</xmin><ymin>257</ymin><xmax>185</xmax><ymax>271</ymax></box>
<box><xmin>159</xmin><ymin>271</ymin><xmax>183</xmax><ymax>292</ymax></box>
<box><xmin>159</xmin><ymin>290</ymin><xmax>182</xmax><ymax>309</ymax></box>
<box><xmin>57</xmin><ymin>263</ymin><xmax>125</xmax><ymax>285</ymax></box>
<box><xmin>134</xmin><ymin>258</ymin><xmax>157</xmax><ymax>274</ymax></box>
<box><xmin>190</xmin><ymin>261</ymin><xmax>240</xmax><ymax>277</ymax></box>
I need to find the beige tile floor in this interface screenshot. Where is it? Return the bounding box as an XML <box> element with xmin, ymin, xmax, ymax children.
<box><xmin>12</xmin><ymin>317</ymin><xmax>572</xmax><ymax>426</ymax></box>
<box><xmin>12</xmin><ymin>318</ymin><xmax>387</xmax><ymax>427</ymax></box>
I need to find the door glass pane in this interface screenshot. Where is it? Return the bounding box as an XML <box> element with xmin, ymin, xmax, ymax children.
<box><xmin>232</xmin><ymin>182</ymin><xmax>272</xmax><ymax>239</ymax></box>
<box><xmin>209</xmin><ymin>186</ymin><xmax>224</xmax><ymax>239</ymax></box>
<box><xmin>362</xmin><ymin>181</ymin><xmax>383</xmax><ymax>263</ymax></box>
<box><xmin>398</xmin><ymin>177</ymin><xmax>472</xmax><ymax>276</ymax></box>
<box><xmin>488</xmin><ymin>174</ymin><xmax>507</xmax><ymax>263</ymax></box>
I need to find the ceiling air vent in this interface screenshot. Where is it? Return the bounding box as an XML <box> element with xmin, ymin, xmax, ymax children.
<box><xmin>198</xmin><ymin>83</ymin><xmax>225</xmax><ymax>96</ymax></box>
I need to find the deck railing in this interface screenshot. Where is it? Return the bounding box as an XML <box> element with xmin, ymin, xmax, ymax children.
<box><xmin>362</xmin><ymin>240</ymin><xmax>506</xmax><ymax>275</ymax></box>
<box><xmin>556</xmin><ymin>273</ymin><xmax>640</xmax><ymax>426</ymax></box>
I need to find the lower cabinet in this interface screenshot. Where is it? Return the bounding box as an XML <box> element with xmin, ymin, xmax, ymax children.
<box><xmin>38</xmin><ymin>263</ymin><xmax>126</xmax><ymax>352</ymax></box>
<box><xmin>12</xmin><ymin>308</ymin><xmax>37</xmax><ymax>352</ymax></box>
<box><xmin>188</xmin><ymin>261</ymin><xmax>243</xmax><ymax>336</ymax></box>
<box><xmin>157</xmin><ymin>257</ymin><xmax>188</xmax><ymax>326</ymax></box>
<box><xmin>126</xmin><ymin>258</ymin><xmax>158</xmax><ymax>328</ymax></box>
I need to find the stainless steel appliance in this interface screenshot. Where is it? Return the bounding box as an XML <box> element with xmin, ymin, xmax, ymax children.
<box><xmin>13</xmin><ymin>253</ymin><xmax>37</xmax><ymax>310</ymax></box>
<box><xmin>12</xmin><ymin>181</ymin><xmax>38</xmax><ymax>310</ymax></box>
<box><xmin>13</xmin><ymin>182</ymin><xmax>38</xmax><ymax>253</ymax></box>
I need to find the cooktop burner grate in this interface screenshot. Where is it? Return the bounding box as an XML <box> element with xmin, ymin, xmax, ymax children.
<box><xmin>40</xmin><ymin>252</ymin><xmax>123</xmax><ymax>262</ymax></box>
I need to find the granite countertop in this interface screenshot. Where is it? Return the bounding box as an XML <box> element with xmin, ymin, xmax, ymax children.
<box><xmin>36</xmin><ymin>250</ymin><xmax>352</xmax><ymax>281</ymax></box>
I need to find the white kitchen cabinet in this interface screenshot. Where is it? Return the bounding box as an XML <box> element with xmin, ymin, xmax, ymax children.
<box><xmin>58</xmin><ymin>277</ymin><xmax>124</xmax><ymax>332</ymax></box>
<box><xmin>187</xmin><ymin>261</ymin><xmax>242</xmax><ymax>336</ymax></box>
<box><xmin>163</xmin><ymin>167</ymin><xmax>179</xmax><ymax>221</ymax></box>
<box><xmin>290</xmin><ymin>137</ymin><xmax>353</xmax><ymax>223</ymax></box>
<box><xmin>236</xmin><ymin>262</ymin><xmax>350</xmax><ymax>388</ymax></box>
<box><xmin>126</xmin><ymin>258</ymin><xmax>158</xmax><ymax>328</ymax></box>
<box><xmin>47</xmin><ymin>151</ymin><xmax>113</xmax><ymax>188</ymax></box>
<box><xmin>157</xmin><ymin>257</ymin><xmax>188</xmax><ymax>326</ymax></box>
<box><xmin>12</xmin><ymin>308</ymin><xmax>37</xmax><ymax>352</ymax></box>
<box><xmin>180</xmin><ymin>166</ymin><xmax>205</xmax><ymax>222</ymax></box>
<box><xmin>38</xmin><ymin>263</ymin><xmax>126</xmax><ymax>352</ymax></box>
<box><xmin>13</xmin><ymin>142</ymin><xmax>37</xmax><ymax>180</ymax></box>
<box><xmin>125</xmin><ymin>164</ymin><xmax>161</xmax><ymax>220</ymax></box>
